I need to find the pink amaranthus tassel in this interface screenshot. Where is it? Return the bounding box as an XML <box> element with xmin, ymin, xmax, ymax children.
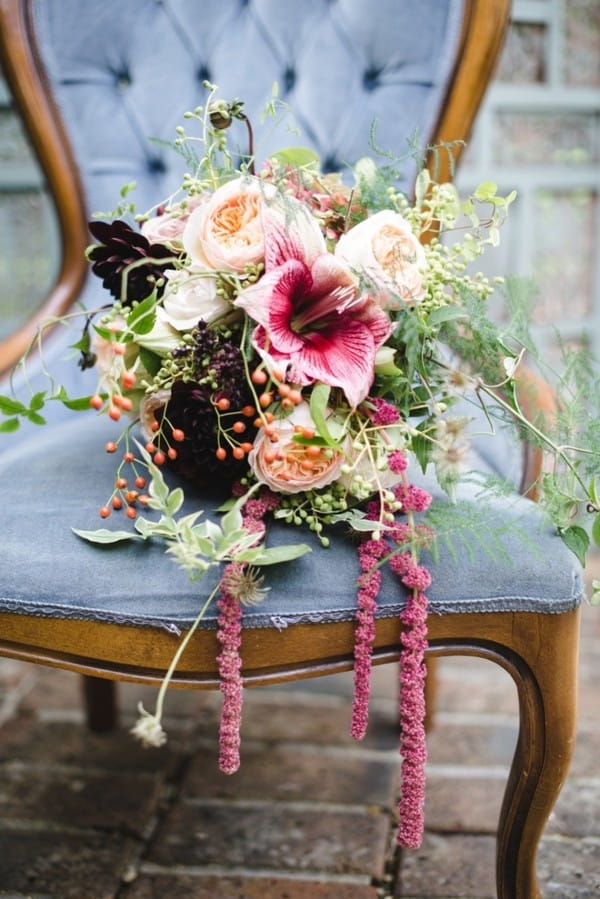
<box><xmin>389</xmin><ymin>475</ymin><xmax>432</xmax><ymax>849</ymax></box>
<box><xmin>216</xmin><ymin>563</ymin><xmax>244</xmax><ymax>774</ymax></box>
<box><xmin>397</xmin><ymin>587</ymin><xmax>429</xmax><ymax>847</ymax></box>
<box><xmin>351</xmin><ymin>538</ymin><xmax>389</xmax><ymax>739</ymax></box>
<box><xmin>216</xmin><ymin>488</ymin><xmax>280</xmax><ymax>774</ymax></box>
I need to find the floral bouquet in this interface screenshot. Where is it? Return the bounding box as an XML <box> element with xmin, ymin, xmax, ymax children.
<box><xmin>3</xmin><ymin>88</ymin><xmax>599</xmax><ymax>848</ymax></box>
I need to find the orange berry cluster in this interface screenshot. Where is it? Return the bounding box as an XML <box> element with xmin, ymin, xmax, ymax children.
<box><xmin>90</xmin><ymin>369</ymin><xmax>138</xmax><ymax>421</ymax></box>
<box><xmin>99</xmin><ymin>448</ymin><xmax>152</xmax><ymax>520</ymax></box>
<box><xmin>212</xmin><ymin>367</ymin><xmax>304</xmax><ymax>463</ymax></box>
<box><xmin>213</xmin><ymin>396</ymin><xmax>257</xmax><ymax>461</ymax></box>
<box><xmin>145</xmin><ymin>418</ymin><xmax>186</xmax><ymax>466</ymax></box>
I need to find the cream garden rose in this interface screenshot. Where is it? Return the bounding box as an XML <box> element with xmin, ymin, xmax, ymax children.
<box><xmin>335</xmin><ymin>210</ymin><xmax>426</xmax><ymax>309</ymax></box>
<box><xmin>162</xmin><ymin>266</ymin><xmax>230</xmax><ymax>330</ymax></box>
<box><xmin>248</xmin><ymin>402</ymin><xmax>347</xmax><ymax>494</ymax></box>
<box><xmin>183</xmin><ymin>177</ymin><xmax>268</xmax><ymax>273</ymax></box>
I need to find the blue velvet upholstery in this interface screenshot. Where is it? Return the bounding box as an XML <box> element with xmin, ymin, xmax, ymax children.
<box><xmin>0</xmin><ymin>0</ymin><xmax>585</xmax><ymax>627</ymax></box>
<box><xmin>0</xmin><ymin>416</ymin><xmax>584</xmax><ymax>627</ymax></box>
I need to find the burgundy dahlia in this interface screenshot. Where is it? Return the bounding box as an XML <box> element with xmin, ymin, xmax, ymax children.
<box><xmin>160</xmin><ymin>323</ymin><xmax>258</xmax><ymax>484</ymax></box>
<box><xmin>88</xmin><ymin>220</ymin><xmax>173</xmax><ymax>305</ymax></box>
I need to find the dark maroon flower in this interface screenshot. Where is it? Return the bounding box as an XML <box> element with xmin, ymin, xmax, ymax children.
<box><xmin>88</xmin><ymin>220</ymin><xmax>173</xmax><ymax>305</ymax></box>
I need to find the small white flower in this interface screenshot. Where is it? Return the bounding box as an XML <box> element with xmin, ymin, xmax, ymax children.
<box><xmin>130</xmin><ymin>702</ymin><xmax>167</xmax><ymax>748</ymax></box>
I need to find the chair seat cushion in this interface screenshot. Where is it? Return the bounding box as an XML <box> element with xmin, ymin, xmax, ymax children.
<box><xmin>0</xmin><ymin>416</ymin><xmax>584</xmax><ymax>629</ymax></box>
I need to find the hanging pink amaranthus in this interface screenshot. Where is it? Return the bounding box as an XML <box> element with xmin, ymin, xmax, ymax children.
<box><xmin>216</xmin><ymin>567</ymin><xmax>244</xmax><ymax>774</ymax></box>
<box><xmin>350</xmin><ymin>464</ymin><xmax>432</xmax><ymax>848</ymax></box>
<box><xmin>351</xmin><ymin>538</ymin><xmax>388</xmax><ymax>739</ymax></box>
<box><xmin>216</xmin><ymin>488</ymin><xmax>279</xmax><ymax>774</ymax></box>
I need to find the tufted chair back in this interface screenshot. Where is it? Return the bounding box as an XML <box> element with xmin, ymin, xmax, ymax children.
<box><xmin>32</xmin><ymin>0</ymin><xmax>465</xmax><ymax>215</ymax></box>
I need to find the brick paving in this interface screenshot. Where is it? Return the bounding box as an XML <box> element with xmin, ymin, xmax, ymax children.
<box><xmin>0</xmin><ymin>582</ymin><xmax>599</xmax><ymax>898</ymax></box>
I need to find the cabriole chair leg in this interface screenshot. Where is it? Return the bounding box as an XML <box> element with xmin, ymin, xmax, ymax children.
<box><xmin>432</xmin><ymin>606</ymin><xmax>580</xmax><ymax>899</ymax></box>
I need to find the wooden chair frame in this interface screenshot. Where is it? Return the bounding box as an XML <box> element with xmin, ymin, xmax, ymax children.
<box><xmin>0</xmin><ymin>2</ymin><xmax>581</xmax><ymax>896</ymax></box>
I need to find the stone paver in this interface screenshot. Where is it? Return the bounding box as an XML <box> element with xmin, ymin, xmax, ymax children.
<box><xmin>538</xmin><ymin>835</ymin><xmax>600</xmax><ymax>898</ymax></box>
<box><xmin>0</xmin><ymin>827</ymin><xmax>140</xmax><ymax>898</ymax></box>
<box><xmin>396</xmin><ymin>834</ymin><xmax>496</xmax><ymax>898</ymax></box>
<box><xmin>147</xmin><ymin>801</ymin><xmax>391</xmax><ymax>879</ymax></box>
<box><xmin>183</xmin><ymin>742</ymin><xmax>399</xmax><ymax>805</ymax></box>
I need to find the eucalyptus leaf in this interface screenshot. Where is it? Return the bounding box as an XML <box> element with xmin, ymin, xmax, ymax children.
<box><xmin>72</xmin><ymin>527</ymin><xmax>139</xmax><ymax>544</ymax></box>
<box><xmin>166</xmin><ymin>487</ymin><xmax>184</xmax><ymax>517</ymax></box>
<box><xmin>474</xmin><ymin>180</ymin><xmax>498</xmax><ymax>201</ymax></box>
<box><xmin>240</xmin><ymin>543</ymin><xmax>312</xmax><ymax>565</ymax></box>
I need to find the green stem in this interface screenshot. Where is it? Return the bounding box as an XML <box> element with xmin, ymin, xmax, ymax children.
<box><xmin>476</xmin><ymin>381</ymin><xmax>590</xmax><ymax>498</ymax></box>
<box><xmin>154</xmin><ymin>581</ymin><xmax>221</xmax><ymax>722</ymax></box>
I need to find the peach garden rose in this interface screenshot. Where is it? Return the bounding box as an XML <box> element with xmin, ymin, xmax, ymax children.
<box><xmin>248</xmin><ymin>402</ymin><xmax>347</xmax><ymax>494</ymax></box>
<box><xmin>183</xmin><ymin>177</ymin><xmax>268</xmax><ymax>273</ymax></box>
<box><xmin>335</xmin><ymin>210</ymin><xmax>427</xmax><ymax>309</ymax></box>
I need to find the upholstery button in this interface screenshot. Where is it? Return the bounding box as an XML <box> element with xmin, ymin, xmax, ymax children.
<box><xmin>116</xmin><ymin>69</ymin><xmax>131</xmax><ymax>90</ymax></box>
<box><xmin>197</xmin><ymin>64</ymin><xmax>212</xmax><ymax>82</ymax></box>
<box><xmin>148</xmin><ymin>158</ymin><xmax>166</xmax><ymax>174</ymax></box>
<box><xmin>322</xmin><ymin>156</ymin><xmax>340</xmax><ymax>173</ymax></box>
<box><xmin>283</xmin><ymin>67</ymin><xmax>296</xmax><ymax>93</ymax></box>
<box><xmin>363</xmin><ymin>67</ymin><xmax>381</xmax><ymax>91</ymax></box>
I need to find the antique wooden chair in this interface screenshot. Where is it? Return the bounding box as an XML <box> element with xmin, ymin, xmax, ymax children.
<box><xmin>0</xmin><ymin>1</ymin><xmax>583</xmax><ymax>896</ymax></box>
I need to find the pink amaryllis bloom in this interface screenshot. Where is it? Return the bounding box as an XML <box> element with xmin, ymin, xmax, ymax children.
<box><xmin>235</xmin><ymin>198</ymin><xmax>391</xmax><ymax>408</ymax></box>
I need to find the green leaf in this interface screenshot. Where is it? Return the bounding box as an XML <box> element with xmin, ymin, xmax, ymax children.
<box><xmin>127</xmin><ymin>295</ymin><xmax>157</xmax><ymax>336</ymax></box>
<box><xmin>29</xmin><ymin>391</ymin><xmax>46</xmax><ymax>412</ymax></box>
<box><xmin>412</xmin><ymin>431</ymin><xmax>432</xmax><ymax>473</ymax></box>
<box><xmin>291</xmin><ymin>434</ymin><xmax>329</xmax><ymax>447</ymax></box>
<box><xmin>592</xmin><ymin>514</ymin><xmax>600</xmax><ymax>549</ymax></box>
<box><xmin>414</xmin><ymin>168</ymin><xmax>431</xmax><ymax>210</ymax></box>
<box><xmin>0</xmin><ymin>395</ymin><xmax>26</xmax><ymax>415</ymax></box>
<box><xmin>166</xmin><ymin>487</ymin><xmax>184</xmax><ymax>517</ymax></box>
<box><xmin>72</xmin><ymin>527</ymin><xmax>139</xmax><ymax>544</ymax></box>
<box><xmin>268</xmin><ymin>147</ymin><xmax>320</xmax><ymax>171</ymax></box>
<box><xmin>93</xmin><ymin>324</ymin><xmax>118</xmax><ymax>341</ymax></box>
<box><xmin>591</xmin><ymin>580</ymin><xmax>600</xmax><ymax>606</ymax></box>
<box><xmin>26</xmin><ymin>411</ymin><xmax>46</xmax><ymax>426</ymax></box>
<box><xmin>0</xmin><ymin>418</ymin><xmax>20</xmax><ymax>433</ymax></box>
<box><xmin>309</xmin><ymin>383</ymin><xmax>341</xmax><ymax>449</ymax></box>
<box><xmin>428</xmin><ymin>306</ymin><xmax>467</xmax><ymax>327</ymax></box>
<box><xmin>138</xmin><ymin>347</ymin><xmax>162</xmax><ymax>377</ymax></box>
<box><xmin>589</xmin><ymin>477</ymin><xmax>600</xmax><ymax>509</ymax></box>
<box><xmin>70</xmin><ymin>332</ymin><xmax>92</xmax><ymax>355</ymax></box>
<box><xmin>239</xmin><ymin>543</ymin><xmax>312</xmax><ymax>565</ymax></box>
<box><xmin>559</xmin><ymin>525</ymin><xmax>589</xmax><ymax>567</ymax></box>
<box><xmin>60</xmin><ymin>394</ymin><xmax>102</xmax><ymax>411</ymax></box>
<box><xmin>474</xmin><ymin>180</ymin><xmax>498</xmax><ymax>201</ymax></box>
